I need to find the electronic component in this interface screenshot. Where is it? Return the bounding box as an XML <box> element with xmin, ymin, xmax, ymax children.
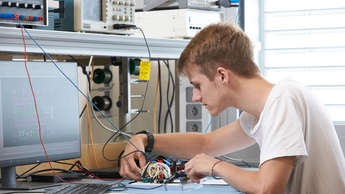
<box><xmin>141</xmin><ymin>161</ymin><xmax>172</xmax><ymax>181</ymax></box>
<box><xmin>92</xmin><ymin>95</ymin><xmax>113</xmax><ymax>111</ymax></box>
<box><xmin>0</xmin><ymin>0</ymin><xmax>48</xmax><ymax>26</ymax></box>
<box><xmin>0</xmin><ymin>61</ymin><xmax>81</xmax><ymax>190</ymax></box>
<box><xmin>135</xmin><ymin>0</ymin><xmax>220</xmax><ymax>11</ymax></box>
<box><xmin>55</xmin><ymin>0</ymin><xmax>136</xmax><ymax>35</ymax></box>
<box><xmin>135</xmin><ymin>9</ymin><xmax>224</xmax><ymax>38</ymax></box>
<box><xmin>93</xmin><ymin>68</ymin><xmax>113</xmax><ymax>84</ymax></box>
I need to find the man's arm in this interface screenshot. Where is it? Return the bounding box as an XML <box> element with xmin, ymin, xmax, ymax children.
<box><xmin>212</xmin><ymin>156</ymin><xmax>295</xmax><ymax>193</ymax></box>
<box><xmin>185</xmin><ymin>154</ymin><xmax>295</xmax><ymax>194</ymax></box>
<box><xmin>153</xmin><ymin>120</ymin><xmax>256</xmax><ymax>159</ymax></box>
<box><xmin>120</xmin><ymin>120</ymin><xmax>255</xmax><ymax>180</ymax></box>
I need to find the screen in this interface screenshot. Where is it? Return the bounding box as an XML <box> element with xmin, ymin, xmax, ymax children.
<box><xmin>83</xmin><ymin>0</ymin><xmax>102</xmax><ymax>21</ymax></box>
<box><xmin>0</xmin><ymin>61</ymin><xmax>81</xmax><ymax>189</ymax></box>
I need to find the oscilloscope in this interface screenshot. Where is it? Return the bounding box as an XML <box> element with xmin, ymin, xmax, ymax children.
<box><xmin>55</xmin><ymin>0</ymin><xmax>136</xmax><ymax>35</ymax></box>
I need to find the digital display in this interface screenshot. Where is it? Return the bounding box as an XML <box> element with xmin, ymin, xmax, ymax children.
<box><xmin>83</xmin><ymin>0</ymin><xmax>102</xmax><ymax>21</ymax></box>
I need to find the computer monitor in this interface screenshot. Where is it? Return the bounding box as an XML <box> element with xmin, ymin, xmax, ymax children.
<box><xmin>0</xmin><ymin>61</ymin><xmax>81</xmax><ymax>190</ymax></box>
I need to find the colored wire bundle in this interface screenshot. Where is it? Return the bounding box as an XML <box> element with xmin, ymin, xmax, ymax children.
<box><xmin>141</xmin><ymin>161</ymin><xmax>171</xmax><ymax>180</ymax></box>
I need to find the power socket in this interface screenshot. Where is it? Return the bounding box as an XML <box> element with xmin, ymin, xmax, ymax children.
<box><xmin>186</xmin><ymin>87</ymin><xmax>193</xmax><ymax>102</ymax></box>
<box><xmin>186</xmin><ymin>121</ymin><xmax>202</xmax><ymax>133</ymax></box>
<box><xmin>186</xmin><ymin>104</ymin><xmax>202</xmax><ymax>119</ymax></box>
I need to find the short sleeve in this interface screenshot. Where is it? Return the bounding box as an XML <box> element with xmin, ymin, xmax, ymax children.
<box><xmin>239</xmin><ymin>111</ymin><xmax>256</xmax><ymax>138</ymax></box>
<box><xmin>259</xmin><ymin>97</ymin><xmax>308</xmax><ymax>167</ymax></box>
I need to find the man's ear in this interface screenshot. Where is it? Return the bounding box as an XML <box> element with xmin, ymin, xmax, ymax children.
<box><xmin>216</xmin><ymin>67</ymin><xmax>228</xmax><ymax>83</ymax></box>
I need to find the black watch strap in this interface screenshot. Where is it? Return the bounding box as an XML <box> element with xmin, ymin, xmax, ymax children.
<box><xmin>135</xmin><ymin>130</ymin><xmax>154</xmax><ymax>153</ymax></box>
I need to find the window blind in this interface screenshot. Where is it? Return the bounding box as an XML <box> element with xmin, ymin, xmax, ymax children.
<box><xmin>262</xmin><ymin>0</ymin><xmax>345</xmax><ymax>122</ymax></box>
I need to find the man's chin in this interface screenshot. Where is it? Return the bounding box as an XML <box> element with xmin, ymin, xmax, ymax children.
<box><xmin>209</xmin><ymin>110</ymin><xmax>220</xmax><ymax>117</ymax></box>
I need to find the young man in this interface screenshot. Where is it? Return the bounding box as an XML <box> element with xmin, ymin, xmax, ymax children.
<box><xmin>119</xmin><ymin>22</ymin><xmax>345</xmax><ymax>193</ymax></box>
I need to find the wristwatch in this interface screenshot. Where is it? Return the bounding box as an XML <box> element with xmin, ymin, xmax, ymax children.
<box><xmin>135</xmin><ymin>130</ymin><xmax>154</xmax><ymax>153</ymax></box>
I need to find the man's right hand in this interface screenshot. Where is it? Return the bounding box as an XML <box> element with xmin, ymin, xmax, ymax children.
<box><xmin>119</xmin><ymin>134</ymin><xmax>148</xmax><ymax>180</ymax></box>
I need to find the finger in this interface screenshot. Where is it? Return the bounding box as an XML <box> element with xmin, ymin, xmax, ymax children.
<box><xmin>138</xmin><ymin>152</ymin><xmax>148</xmax><ymax>168</ymax></box>
<box><xmin>184</xmin><ymin>159</ymin><xmax>194</xmax><ymax>172</ymax></box>
<box><xmin>120</xmin><ymin>158</ymin><xmax>142</xmax><ymax>180</ymax></box>
<box><xmin>187</xmin><ymin>172</ymin><xmax>200</xmax><ymax>183</ymax></box>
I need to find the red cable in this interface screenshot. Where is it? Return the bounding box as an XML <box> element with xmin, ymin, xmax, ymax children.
<box><xmin>19</xmin><ymin>23</ymin><xmax>123</xmax><ymax>186</ymax></box>
<box><xmin>19</xmin><ymin>24</ymin><xmax>66</xmax><ymax>183</ymax></box>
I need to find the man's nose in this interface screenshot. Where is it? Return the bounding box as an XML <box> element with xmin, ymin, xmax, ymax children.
<box><xmin>192</xmin><ymin>90</ymin><xmax>201</xmax><ymax>102</ymax></box>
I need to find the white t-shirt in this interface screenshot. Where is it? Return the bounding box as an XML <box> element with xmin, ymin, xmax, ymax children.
<box><xmin>239</xmin><ymin>78</ymin><xmax>345</xmax><ymax>193</ymax></box>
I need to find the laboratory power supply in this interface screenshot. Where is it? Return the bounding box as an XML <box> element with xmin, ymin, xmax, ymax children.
<box><xmin>0</xmin><ymin>0</ymin><xmax>48</xmax><ymax>26</ymax></box>
<box><xmin>135</xmin><ymin>9</ymin><xmax>224</xmax><ymax>38</ymax></box>
<box><xmin>135</xmin><ymin>0</ymin><xmax>220</xmax><ymax>11</ymax></box>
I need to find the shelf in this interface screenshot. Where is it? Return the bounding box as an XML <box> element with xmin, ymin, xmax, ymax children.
<box><xmin>0</xmin><ymin>27</ymin><xmax>189</xmax><ymax>59</ymax></box>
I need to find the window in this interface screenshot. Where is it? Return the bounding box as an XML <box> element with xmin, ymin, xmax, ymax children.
<box><xmin>261</xmin><ymin>0</ymin><xmax>345</xmax><ymax>123</ymax></box>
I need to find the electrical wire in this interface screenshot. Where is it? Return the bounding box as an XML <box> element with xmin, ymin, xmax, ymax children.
<box><xmin>203</xmin><ymin>116</ymin><xmax>214</xmax><ymax>133</ymax></box>
<box><xmin>18</xmin><ymin>21</ymin><xmax>65</xmax><ymax>183</ymax></box>
<box><xmin>153</xmin><ymin>72</ymin><xmax>160</xmax><ymax>134</ymax></box>
<box><xmin>15</xmin><ymin>19</ymin><xmax>168</xmax><ymax>185</ymax></box>
<box><xmin>109</xmin><ymin>182</ymin><xmax>164</xmax><ymax>191</ymax></box>
<box><xmin>69</xmin><ymin>55</ymin><xmax>89</xmax><ymax>118</ymax></box>
<box><xmin>14</xmin><ymin>18</ymin><xmax>147</xmax><ymax>183</ymax></box>
<box><xmin>216</xmin><ymin>155</ymin><xmax>256</xmax><ymax>168</ymax></box>
<box><xmin>137</xmin><ymin>27</ymin><xmax>151</xmax><ymax>61</ymax></box>
<box><xmin>15</xmin><ymin>19</ymin><xmax>140</xmax><ymax>151</ymax></box>
<box><xmin>101</xmin><ymin>80</ymin><xmax>150</xmax><ymax>162</ymax></box>
<box><xmin>18</xmin><ymin>163</ymin><xmax>41</xmax><ymax>178</ymax></box>
<box><xmin>163</xmin><ymin>60</ymin><xmax>175</xmax><ymax>133</ymax></box>
<box><xmin>157</xmin><ymin>61</ymin><xmax>162</xmax><ymax>133</ymax></box>
<box><xmin>236</xmin><ymin>0</ymin><xmax>242</xmax><ymax>24</ymax></box>
<box><xmin>101</xmin><ymin>26</ymin><xmax>152</xmax><ymax>162</ymax></box>
<box><xmin>85</xmin><ymin>56</ymin><xmax>99</xmax><ymax>168</ymax></box>
<box><xmin>204</xmin><ymin>116</ymin><xmax>255</xmax><ymax>168</ymax></box>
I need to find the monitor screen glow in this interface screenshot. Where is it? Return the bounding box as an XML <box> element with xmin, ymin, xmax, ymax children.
<box><xmin>0</xmin><ymin>61</ymin><xmax>81</xmax><ymax>190</ymax></box>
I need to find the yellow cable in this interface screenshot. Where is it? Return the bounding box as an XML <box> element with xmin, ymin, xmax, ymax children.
<box><xmin>153</xmin><ymin>66</ymin><xmax>160</xmax><ymax>134</ymax></box>
<box><xmin>85</xmin><ymin>59</ymin><xmax>99</xmax><ymax>168</ymax></box>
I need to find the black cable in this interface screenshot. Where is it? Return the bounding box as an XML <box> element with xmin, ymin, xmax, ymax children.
<box><xmin>163</xmin><ymin>60</ymin><xmax>169</xmax><ymax>133</ymax></box>
<box><xmin>15</xmin><ymin>20</ymin><xmax>151</xmax><ymax>182</ymax></box>
<box><xmin>126</xmin><ymin>184</ymin><xmax>165</xmax><ymax>190</ymax></box>
<box><xmin>79</xmin><ymin>105</ymin><xmax>86</xmax><ymax>118</ymax></box>
<box><xmin>69</xmin><ymin>55</ymin><xmax>90</xmax><ymax>118</ymax></box>
<box><xmin>137</xmin><ymin>27</ymin><xmax>151</xmax><ymax>61</ymax></box>
<box><xmin>54</xmin><ymin>161</ymin><xmax>79</xmax><ymax>171</ymax></box>
<box><xmin>102</xmin><ymin>80</ymin><xmax>149</xmax><ymax>162</ymax></box>
<box><xmin>48</xmin><ymin>8</ymin><xmax>65</xmax><ymax>13</ymax></box>
<box><xmin>109</xmin><ymin>182</ymin><xmax>164</xmax><ymax>191</ymax></box>
<box><xmin>18</xmin><ymin>168</ymin><xmax>73</xmax><ymax>179</ymax></box>
<box><xmin>102</xmin><ymin>26</ymin><xmax>151</xmax><ymax>162</ymax></box>
<box><xmin>69</xmin><ymin>55</ymin><xmax>91</xmax><ymax>90</ymax></box>
<box><xmin>118</xmin><ymin>150</ymin><xmax>125</xmax><ymax>166</ymax></box>
<box><xmin>164</xmin><ymin>60</ymin><xmax>175</xmax><ymax>133</ymax></box>
<box><xmin>158</xmin><ymin>61</ymin><xmax>162</xmax><ymax>133</ymax></box>
<box><xmin>18</xmin><ymin>163</ymin><xmax>41</xmax><ymax>178</ymax></box>
<box><xmin>140</xmin><ymin>161</ymin><xmax>152</xmax><ymax>178</ymax></box>
<box><xmin>217</xmin><ymin>155</ymin><xmax>255</xmax><ymax>168</ymax></box>
<box><xmin>163</xmin><ymin>60</ymin><xmax>175</xmax><ymax>133</ymax></box>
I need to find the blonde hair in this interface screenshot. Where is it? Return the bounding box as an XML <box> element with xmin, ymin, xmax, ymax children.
<box><xmin>177</xmin><ymin>22</ymin><xmax>259</xmax><ymax>80</ymax></box>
